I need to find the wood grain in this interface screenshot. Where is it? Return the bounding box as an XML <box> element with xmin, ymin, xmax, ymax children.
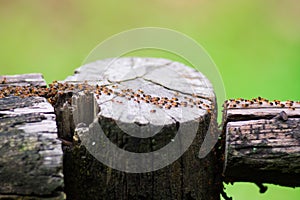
<box><xmin>60</xmin><ymin>57</ymin><xmax>221</xmax><ymax>200</ymax></box>
<box><xmin>0</xmin><ymin>74</ymin><xmax>64</xmax><ymax>199</ymax></box>
<box><xmin>223</xmin><ymin>100</ymin><xmax>300</xmax><ymax>187</ymax></box>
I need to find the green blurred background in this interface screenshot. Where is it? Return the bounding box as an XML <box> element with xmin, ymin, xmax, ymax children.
<box><xmin>0</xmin><ymin>0</ymin><xmax>299</xmax><ymax>199</ymax></box>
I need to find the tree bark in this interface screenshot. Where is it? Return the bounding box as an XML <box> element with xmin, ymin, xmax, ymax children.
<box><xmin>59</xmin><ymin>58</ymin><xmax>221</xmax><ymax>200</ymax></box>
<box><xmin>0</xmin><ymin>74</ymin><xmax>64</xmax><ymax>199</ymax></box>
<box><xmin>223</xmin><ymin>100</ymin><xmax>300</xmax><ymax>187</ymax></box>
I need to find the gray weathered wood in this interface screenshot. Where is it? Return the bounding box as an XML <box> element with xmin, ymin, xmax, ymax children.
<box><xmin>0</xmin><ymin>73</ymin><xmax>46</xmax><ymax>88</ymax></box>
<box><xmin>223</xmin><ymin>99</ymin><xmax>300</xmax><ymax>187</ymax></box>
<box><xmin>1</xmin><ymin>63</ymin><xmax>300</xmax><ymax>199</ymax></box>
<box><xmin>59</xmin><ymin>57</ymin><xmax>221</xmax><ymax>200</ymax></box>
<box><xmin>0</xmin><ymin>74</ymin><xmax>64</xmax><ymax>199</ymax></box>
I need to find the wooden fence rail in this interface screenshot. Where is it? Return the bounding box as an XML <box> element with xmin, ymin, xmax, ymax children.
<box><xmin>0</xmin><ymin>58</ymin><xmax>299</xmax><ymax>200</ymax></box>
<box><xmin>0</xmin><ymin>74</ymin><xmax>64</xmax><ymax>200</ymax></box>
<box><xmin>222</xmin><ymin>99</ymin><xmax>300</xmax><ymax>187</ymax></box>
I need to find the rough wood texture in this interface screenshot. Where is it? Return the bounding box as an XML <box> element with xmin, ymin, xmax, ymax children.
<box><xmin>0</xmin><ymin>73</ymin><xmax>47</xmax><ymax>88</ymax></box>
<box><xmin>223</xmin><ymin>100</ymin><xmax>300</xmax><ymax>187</ymax></box>
<box><xmin>0</xmin><ymin>74</ymin><xmax>64</xmax><ymax>199</ymax></box>
<box><xmin>59</xmin><ymin>57</ymin><xmax>221</xmax><ymax>200</ymax></box>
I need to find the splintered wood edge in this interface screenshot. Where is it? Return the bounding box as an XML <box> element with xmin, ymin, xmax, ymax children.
<box><xmin>0</xmin><ymin>73</ymin><xmax>47</xmax><ymax>87</ymax></box>
<box><xmin>0</xmin><ymin>74</ymin><xmax>64</xmax><ymax>198</ymax></box>
<box><xmin>59</xmin><ymin>57</ymin><xmax>221</xmax><ymax>200</ymax></box>
<box><xmin>62</xmin><ymin>57</ymin><xmax>216</xmax><ymax>127</ymax></box>
<box><xmin>223</xmin><ymin>97</ymin><xmax>300</xmax><ymax>122</ymax></box>
<box><xmin>223</xmin><ymin>100</ymin><xmax>300</xmax><ymax>186</ymax></box>
<box><xmin>224</xmin><ymin>103</ymin><xmax>300</xmax><ymax>121</ymax></box>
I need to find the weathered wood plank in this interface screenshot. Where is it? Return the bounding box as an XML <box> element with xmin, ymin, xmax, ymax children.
<box><xmin>59</xmin><ymin>57</ymin><xmax>221</xmax><ymax>200</ymax></box>
<box><xmin>223</xmin><ymin>98</ymin><xmax>300</xmax><ymax>187</ymax></box>
<box><xmin>0</xmin><ymin>74</ymin><xmax>64</xmax><ymax>199</ymax></box>
<box><xmin>0</xmin><ymin>73</ymin><xmax>46</xmax><ymax>88</ymax></box>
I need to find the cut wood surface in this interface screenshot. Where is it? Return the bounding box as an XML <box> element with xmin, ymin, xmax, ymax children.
<box><xmin>2</xmin><ymin>60</ymin><xmax>299</xmax><ymax>199</ymax></box>
<box><xmin>223</xmin><ymin>99</ymin><xmax>300</xmax><ymax>187</ymax></box>
<box><xmin>0</xmin><ymin>74</ymin><xmax>64</xmax><ymax>199</ymax></box>
<box><xmin>59</xmin><ymin>57</ymin><xmax>221</xmax><ymax>200</ymax></box>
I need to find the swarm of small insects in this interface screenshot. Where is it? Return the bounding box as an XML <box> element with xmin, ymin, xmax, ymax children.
<box><xmin>223</xmin><ymin>97</ymin><xmax>299</xmax><ymax>110</ymax></box>
<box><xmin>0</xmin><ymin>80</ymin><xmax>212</xmax><ymax>113</ymax></box>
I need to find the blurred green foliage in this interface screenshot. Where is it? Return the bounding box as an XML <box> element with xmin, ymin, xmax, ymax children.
<box><xmin>0</xmin><ymin>0</ymin><xmax>299</xmax><ymax>199</ymax></box>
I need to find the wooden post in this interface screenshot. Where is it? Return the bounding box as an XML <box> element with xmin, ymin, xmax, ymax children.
<box><xmin>0</xmin><ymin>74</ymin><xmax>64</xmax><ymax>199</ymax></box>
<box><xmin>58</xmin><ymin>58</ymin><xmax>221</xmax><ymax>200</ymax></box>
<box><xmin>222</xmin><ymin>98</ymin><xmax>300</xmax><ymax>187</ymax></box>
<box><xmin>1</xmin><ymin>59</ymin><xmax>300</xmax><ymax>200</ymax></box>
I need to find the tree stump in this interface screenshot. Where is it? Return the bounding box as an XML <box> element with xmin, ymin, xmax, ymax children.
<box><xmin>0</xmin><ymin>74</ymin><xmax>64</xmax><ymax>200</ymax></box>
<box><xmin>222</xmin><ymin>98</ymin><xmax>300</xmax><ymax>187</ymax></box>
<box><xmin>58</xmin><ymin>57</ymin><xmax>221</xmax><ymax>200</ymax></box>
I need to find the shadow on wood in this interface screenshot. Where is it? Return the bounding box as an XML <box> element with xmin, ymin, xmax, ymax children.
<box><xmin>59</xmin><ymin>58</ymin><xmax>221</xmax><ymax>200</ymax></box>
